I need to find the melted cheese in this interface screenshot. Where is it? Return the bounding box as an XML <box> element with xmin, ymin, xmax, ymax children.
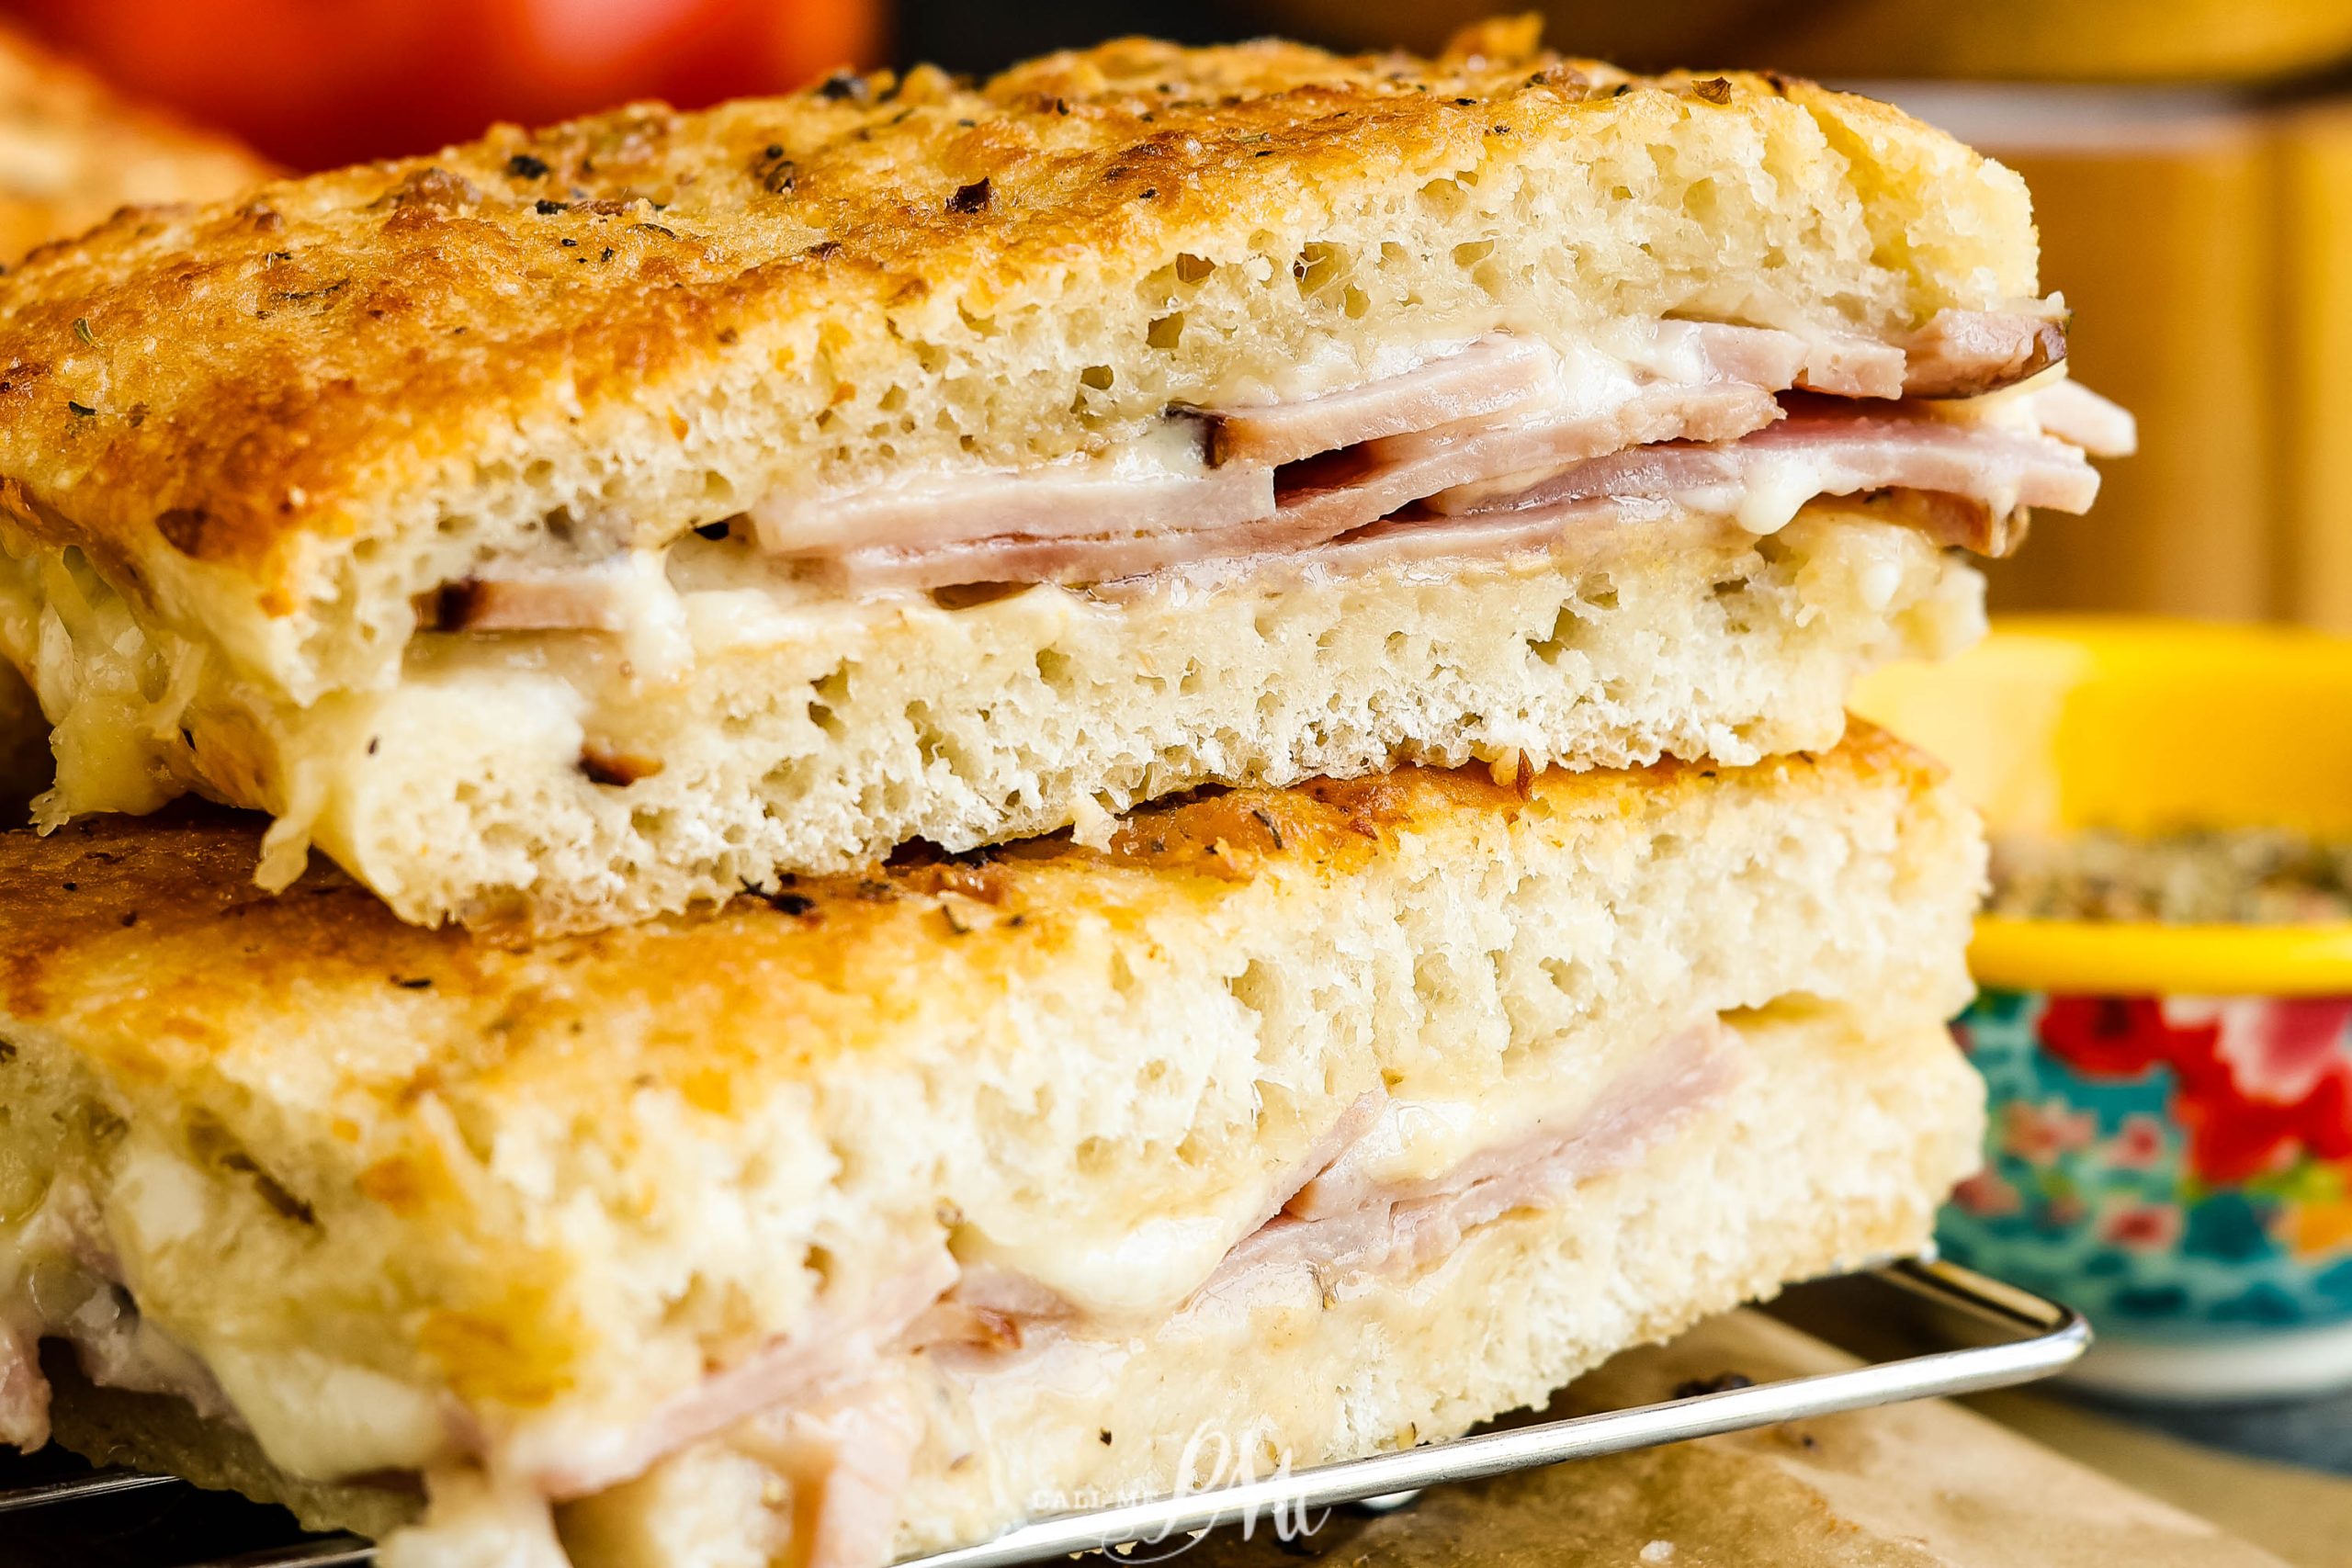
<box><xmin>0</xmin><ymin>547</ymin><xmax>188</xmax><ymax>825</ymax></box>
<box><xmin>0</xmin><ymin>1150</ymin><xmax>453</xmax><ymax>1480</ymax></box>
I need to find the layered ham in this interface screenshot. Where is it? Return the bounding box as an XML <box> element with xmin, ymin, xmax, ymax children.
<box><xmin>421</xmin><ymin>302</ymin><xmax>2131</xmax><ymax>631</ymax></box>
<box><xmin>681</xmin><ymin>1020</ymin><xmax>1740</xmax><ymax>1568</ymax></box>
<box><xmin>518</xmin><ymin>1020</ymin><xmax>1742</xmax><ymax>1565</ymax></box>
<box><xmin>1425</xmin><ymin>398</ymin><xmax>2103</xmax><ymax>529</ymax></box>
<box><xmin>515</xmin><ymin>1027</ymin><xmax>1731</xmax><ymax>1500</ymax></box>
<box><xmin>757</xmin><ymin>303</ymin><xmax>2135</xmax><ymax>592</ymax></box>
<box><xmin>0</xmin><ymin>1018</ymin><xmax>1741</xmax><ymax>1567</ymax></box>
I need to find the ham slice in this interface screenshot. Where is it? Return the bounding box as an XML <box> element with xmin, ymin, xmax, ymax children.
<box><xmin>820</xmin><ymin>378</ymin><xmax>1787</xmax><ymax>594</ymax></box>
<box><xmin>729</xmin><ymin>1387</ymin><xmax>924</xmax><ymax>1568</ymax></box>
<box><xmin>421</xmin><ymin>576</ymin><xmax>630</xmax><ymax>634</ymax></box>
<box><xmin>1278</xmin><ymin>378</ymin><xmax>1785</xmax><ymax>533</ymax></box>
<box><xmin>752</xmin><ymin>445</ymin><xmax>1277</xmax><ymax>558</ymax></box>
<box><xmin>516</xmin><ymin>1247</ymin><xmax>959</xmax><ymax>1500</ymax></box>
<box><xmin>1283</xmin><ymin>1024</ymin><xmax>1733</xmax><ymax>1227</ymax></box>
<box><xmin>1193</xmin><ymin>322</ymin><xmax>1814</xmax><ymax>466</ymax></box>
<box><xmin>420</xmin><ymin>308</ymin><xmax>2109</xmax><ymax>614</ymax></box>
<box><xmin>418</xmin><ymin>556</ymin><xmax>659</xmax><ymax>634</ymax></box>
<box><xmin>1440</xmin><ymin>399</ymin><xmax>2101</xmax><ymax>531</ymax></box>
<box><xmin>1740</xmin><ymin>305</ymin><xmax>2067</xmax><ymax>400</ymax></box>
<box><xmin>1794</xmin><ymin>331</ymin><xmax>1908</xmax><ymax>400</ymax></box>
<box><xmin>808</xmin><ymin>508</ymin><xmax>1328</xmax><ymax>598</ymax></box>
<box><xmin>1281</xmin><ymin>410</ymin><xmax>2088</xmax><ymax>575</ymax></box>
<box><xmin>60</xmin><ymin>1284</ymin><xmax>234</xmax><ymax>1423</ymax></box>
<box><xmin>1200</xmin><ymin>1022</ymin><xmax>1742</xmax><ymax>1306</ymax></box>
<box><xmin>1185</xmin><ymin>335</ymin><xmax>1562</xmax><ymax>468</ymax></box>
<box><xmin>1902</xmin><ymin>306</ymin><xmax>2068</xmax><ymax>398</ymax></box>
<box><xmin>1295</xmin><ymin>495</ymin><xmax>1665</xmax><ymax>578</ymax></box>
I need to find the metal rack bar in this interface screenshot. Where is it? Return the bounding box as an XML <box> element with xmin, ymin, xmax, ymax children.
<box><xmin>0</xmin><ymin>1467</ymin><xmax>182</xmax><ymax>1513</ymax></box>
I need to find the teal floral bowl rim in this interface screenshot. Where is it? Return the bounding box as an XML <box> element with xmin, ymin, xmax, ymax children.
<box><xmin>1939</xmin><ymin>986</ymin><xmax>2352</xmax><ymax>1341</ymax></box>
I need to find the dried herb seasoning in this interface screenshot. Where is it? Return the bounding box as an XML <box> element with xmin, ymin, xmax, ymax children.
<box><xmin>1987</xmin><ymin>827</ymin><xmax>2352</xmax><ymax>924</ymax></box>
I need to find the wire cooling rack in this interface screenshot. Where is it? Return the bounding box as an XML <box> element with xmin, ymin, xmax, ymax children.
<box><xmin>2</xmin><ymin>1257</ymin><xmax>2086</xmax><ymax>1568</ymax></box>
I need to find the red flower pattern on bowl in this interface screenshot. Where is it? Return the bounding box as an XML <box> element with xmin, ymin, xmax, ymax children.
<box><xmin>2098</xmin><ymin>1200</ymin><xmax>2185</xmax><ymax>1252</ymax></box>
<box><xmin>2036</xmin><ymin>996</ymin><xmax>2352</xmax><ymax>1184</ymax></box>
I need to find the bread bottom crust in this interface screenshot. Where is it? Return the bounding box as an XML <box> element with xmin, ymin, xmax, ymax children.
<box><xmin>48</xmin><ymin>998</ymin><xmax>1982</xmax><ymax>1568</ymax></box>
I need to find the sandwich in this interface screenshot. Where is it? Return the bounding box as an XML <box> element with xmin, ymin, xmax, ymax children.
<box><xmin>0</xmin><ymin>723</ymin><xmax>1984</xmax><ymax>1568</ymax></box>
<box><xmin>0</xmin><ymin>20</ymin><xmax>272</xmax><ymax>808</ymax></box>
<box><xmin>0</xmin><ymin>22</ymin><xmax>2127</xmax><ymax>931</ymax></box>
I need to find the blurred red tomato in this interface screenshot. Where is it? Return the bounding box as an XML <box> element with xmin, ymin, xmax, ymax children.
<box><xmin>4</xmin><ymin>0</ymin><xmax>882</xmax><ymax>169</ymax></box>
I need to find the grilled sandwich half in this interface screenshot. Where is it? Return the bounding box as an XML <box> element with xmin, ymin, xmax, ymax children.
<box><xmin>0</xmin><ymin>723</ymin><xmax>1984</xmax><ymax>1568</ymax></box>
<box><xmin>0</xmin><ymin>22</ymin><xmax>2121</xmax><ymax>931</ymax></box>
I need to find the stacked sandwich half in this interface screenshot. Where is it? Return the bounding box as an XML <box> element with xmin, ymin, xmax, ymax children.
<box><xmin>0</xmin><ymin>24</ymin><xmax>2128</xmax><ymax>1568</ymax></box>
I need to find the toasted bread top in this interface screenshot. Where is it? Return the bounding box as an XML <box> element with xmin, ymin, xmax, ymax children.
<box><xmin>0</xmin><ymin>24</ymin><xmax>2035</xmax><ymax>699</ymax></box>
<box><xmin>0</xmin><ymin>728</ymin><xmax>1937</xmax><ymax>1082</ymax></box>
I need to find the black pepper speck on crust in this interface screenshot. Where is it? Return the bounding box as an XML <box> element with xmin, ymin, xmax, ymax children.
<box><xmin>751</xmin><ymin>145</ymin><xmax>797</xmax><ymax>195</ymax></box>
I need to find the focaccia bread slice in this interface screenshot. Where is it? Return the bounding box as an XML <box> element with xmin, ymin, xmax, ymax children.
<box><xmin>0</xmin><ymin>724</ymin><xmax>1983</xmax><ymax>1566</ymax></box>
<box><xmin>46</xmin><ymin>1002</ymin><xmax>1982</xmax><ymax>1568</ymax></box>
<box><xmin>0</xmin><ymin>22</ymin><xmax>2120</xmax><ymax>929</ymax></box>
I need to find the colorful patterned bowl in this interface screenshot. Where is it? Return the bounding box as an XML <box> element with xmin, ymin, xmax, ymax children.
<box><xmin>1855</xmin><ymin>617</ymin><xmax>2352</xmax><ymax>1401</ymax></box>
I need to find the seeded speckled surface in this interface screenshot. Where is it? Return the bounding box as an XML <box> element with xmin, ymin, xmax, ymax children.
<box><xmin>0</xmin><ymin>20</ymin><xmax>2035</xmax><ymax>695</ymax></box>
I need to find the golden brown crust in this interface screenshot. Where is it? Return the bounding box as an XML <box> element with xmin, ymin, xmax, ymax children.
<box><xmin>0</xmin><ymin>723</ymin><xmax>1937</xmax><ymax>1093</ymax></box>
<box><xmin>0</xmin><ymin>22</ymin><xmax>271</xmax><ymax>265</ymax></box>
<box><xmin>0</xmin><ymin>28</ymin><xmax>2023</xmax><ymax>629</ymax></box>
